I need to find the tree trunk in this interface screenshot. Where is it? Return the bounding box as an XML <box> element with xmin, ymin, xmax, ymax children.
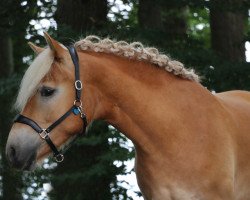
<box><xmin>138</xmin><ymin>0</ymin><xmax>188</xmax><ymax>39</ymax></box>
<box><xmin>162</xmin><ymin>6</ymin><xmax>188</xmax><ymax>39</ymax></box>
<box><xmin>138</xmin><ymin>0</ymin><xmax>162</xmax><ymax>30</ymax></box>
<box><xmin>55</xmin><ymin>0</ymin><xmax>108</xmax><ymax>32</ymax></box>
<box><xmin>0</xmin><ymin>36</ymin><xmax>14</xmax><ymax>77</ymax></box>
<box><xmin>210</xmin><ymin>0</ymin><xmax>247</xmax><ymax>62</ymax></box>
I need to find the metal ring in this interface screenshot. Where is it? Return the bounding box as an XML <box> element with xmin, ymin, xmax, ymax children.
<box><xmin>74</xmin><ymin>99</ymin><xmax>82</xmax><ymax>107</ymax></box>
<box><xmin>55</xmin><ymin>154</ymin><xmax>64</xmax><ymax>162</ymax></box>
<box><xmin>75</xmin><ymin>80</ymin><xmax>82</xmax><ymax>90</ymax></box>
<box><xmin>40</xmin><ymin>129</ymin><xmax>49</xmax><ymax>140</ymax></box>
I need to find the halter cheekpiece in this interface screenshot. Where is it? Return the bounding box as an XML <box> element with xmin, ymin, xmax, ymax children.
<box><xmin>13</xmin><ymin>46</ymin><xmax>87</xmax><ymax>162</ymax></box>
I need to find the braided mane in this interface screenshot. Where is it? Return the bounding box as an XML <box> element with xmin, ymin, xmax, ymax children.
<box><xmin>75</xmin><ymin>36</ymin><xmax>199</xmax><ymax>82</ymax></box>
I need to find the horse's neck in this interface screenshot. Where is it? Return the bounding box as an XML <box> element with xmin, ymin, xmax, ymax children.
<box><xmin>79</xmin><ymin>51</ymin><xmax>216</xmax><ymax>155</ymax></box>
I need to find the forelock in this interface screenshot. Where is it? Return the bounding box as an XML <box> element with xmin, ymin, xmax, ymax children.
<box><xmin>15</xmin><ymin>48</ymin><xmax>54</xmax><ymax>111</ymax></box>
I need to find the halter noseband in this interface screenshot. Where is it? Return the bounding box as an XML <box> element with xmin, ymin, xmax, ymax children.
<box><xmin>13</xmin><ymin>46</ymin><xmax>87</xmax><ymax>162</ymax></box>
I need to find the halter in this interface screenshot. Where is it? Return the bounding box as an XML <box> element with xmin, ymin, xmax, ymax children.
<box><xmin>13</xmin><ymin>46</ymin><xmax>88</xmax><ymax>162</ymax></box>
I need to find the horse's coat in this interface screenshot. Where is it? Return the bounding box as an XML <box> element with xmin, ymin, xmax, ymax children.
<box><xmin>6</xmin><ymin>34</ymin><xmax>250</xmax><ymax>200</ymax></box>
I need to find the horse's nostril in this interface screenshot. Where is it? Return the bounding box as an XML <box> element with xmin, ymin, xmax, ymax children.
<box><xmin>7</xmin><ymin>146</ymin><xmax>17</xmax><ymax>164</ymax></box>
<box><xmin>7</xmin><ymin>145</ymin><xmax>22</xmax><ymax>168</ymax></box>
<box><xmin>6</xmin><ymin>145</ymin><xmax>18</xmax><ymax>162</ymax></box>
<box><xmin>10</xmin><ymin>146</ymin><xmax>16</xmax><ymax>159</ymax></box>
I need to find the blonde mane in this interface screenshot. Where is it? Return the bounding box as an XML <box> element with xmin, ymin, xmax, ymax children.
<box><xmin>15</xmin><ymin>48</ymin><xmax>54</xmax><ymax>111</ymax></box>
<box><xmin>75</xmin><ymin>36</ymin><xmax>199</xmax><ymax>82</ymax></box>
<box><xmin>16</xmin><ymin>35</ymin><xmax>199</xmax><ymax>111</ymax></box>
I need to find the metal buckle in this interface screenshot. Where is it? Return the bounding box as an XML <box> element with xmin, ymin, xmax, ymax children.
<box><xmin>55</xmin><ymin>154</ymin><xmax>64</xmax><ymax>162</ymax></box>
<box><xmin>74</xmin><ymin>99</ymin><xmax>82</xmax><ymax>107</ymax></box>
<box><xmin>40</xmin><ymin>129</ymin><xmax>49</xmax><ymax>139</ymax></box>
<box><xmin>75</xmin><ymin>80</ymin><xmax>82</xmax><ymax>90</ymax></box>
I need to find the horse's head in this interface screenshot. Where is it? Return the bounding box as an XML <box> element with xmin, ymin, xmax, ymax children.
<box><xmin>6</xmin><ymin>33</ymin><xmax>86</xmax><ymax>170</ymax></box>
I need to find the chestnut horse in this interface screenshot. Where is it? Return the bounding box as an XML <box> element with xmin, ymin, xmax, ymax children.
<box><xmin>6</xmin><ymin>33</ymin><xmax>250</xmax><ymax>200</ymax></box>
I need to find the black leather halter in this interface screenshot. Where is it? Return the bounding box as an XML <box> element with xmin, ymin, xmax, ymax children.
<box><xmin>13</xmin><ymin>46</ymin><xmax>87</xmax><ymax>162</ymax></box>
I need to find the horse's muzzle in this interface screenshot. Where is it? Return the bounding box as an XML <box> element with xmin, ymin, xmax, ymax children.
<box><xmin>6</xmin><ymin>141</ymin><xmax>37</xmax><ymax>171</ymax></box>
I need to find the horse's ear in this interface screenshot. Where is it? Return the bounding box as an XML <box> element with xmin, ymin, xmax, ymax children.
<box><xmin>28</xmin><ymin>42</ymin><xmax>45</xmax><ymax>54</ymax></box>
<box><xmin>43</xmin><ymin>32</ymin><xmax>67</xmax><ymax>59</ymax></box>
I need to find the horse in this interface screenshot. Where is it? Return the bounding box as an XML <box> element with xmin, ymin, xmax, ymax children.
<box><xmin>5</xmin><ymin>32</ymin><xmax>250</xmax><ymax>200</ymax></box>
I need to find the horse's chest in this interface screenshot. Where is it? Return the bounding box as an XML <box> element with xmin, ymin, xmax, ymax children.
<box><xmin>151</xmin><ymin>187</ymin><xmax>200</xmax><ymax>200</ymax></box>
<box><xmin>135</xmin><ymin>166</ymin><xmax>199</xmax><ymax>200</ymax></box>
<box><xmin>139</xmin><ymin>185</ymin><xmax>200</xmax><ymax>200</ymax></box>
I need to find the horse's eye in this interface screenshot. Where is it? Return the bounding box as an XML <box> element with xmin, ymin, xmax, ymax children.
<box><xmin>40</xmin><ymin>87</ymin><xmax>55</xmax><ymax>97</ymax></box>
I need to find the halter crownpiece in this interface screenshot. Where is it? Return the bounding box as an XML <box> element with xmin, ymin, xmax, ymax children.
<box><xmin>14</xmin><ymin>46</ymin><xmax>88</xmax><ymax>162</ymax></box>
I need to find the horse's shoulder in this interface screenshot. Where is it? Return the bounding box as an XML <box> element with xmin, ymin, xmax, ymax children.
<box><xmin>214</xmin><ymin>90</ymin><xmax>250</xmax><ymax>116</ymax></box>
<box><xmin>215</xmin><ymin>90</ymin><xmax>250</xmax><ymax>103</ymax></box>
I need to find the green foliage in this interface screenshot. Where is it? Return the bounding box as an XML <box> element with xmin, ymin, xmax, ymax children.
<box><xmin>187</xmin><ymin>8</ymin><xmax>210</xmax><ymax>47</ymax></box>
<box><xmin>22</xmin><ymin>169</ymin><xmax>51</xmax><ymax>200</ymax></box>
<box><xmin>108</xmin><ymin>0</ymin><xmax>138</xmax><ymax>29</ymax></box>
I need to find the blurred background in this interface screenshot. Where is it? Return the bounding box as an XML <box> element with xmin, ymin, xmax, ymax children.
<box><xmin>0</xmin><ymin>0</ymin><xmax>250</xmax><ymax>199</ymax></box>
